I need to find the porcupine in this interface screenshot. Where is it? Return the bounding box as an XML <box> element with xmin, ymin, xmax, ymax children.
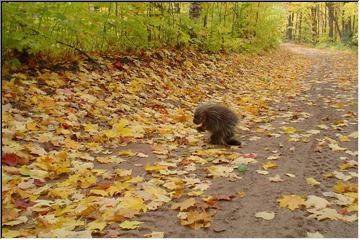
<box><xmin>193</xmin><ymin>102</ymin><xmax>241</xmax><ymax>146</ymax></box>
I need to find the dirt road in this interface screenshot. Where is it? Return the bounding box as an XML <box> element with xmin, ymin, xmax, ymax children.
<box><xmin>3</xmin><ymin>44</ymin><xmax>357</xmax><ymax>238</ymax></box>
<box><xmin>116</xmin><ymin>44</ymin><xmax>358</xmax><ymax>238</ymax></box>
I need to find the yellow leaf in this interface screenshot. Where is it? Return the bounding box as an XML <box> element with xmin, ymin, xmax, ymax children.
<box><xmin>305</xmin><ymin>195</ymin><xmax>329</xmax><ymax>210</ymax></box>
<box><xmin>119</xmin><ymin>220</ymin><xmax>143</xmax><ymax>230</ymax></box>
<box><xmin>145</xmin><ymin>164</ymin><xmax>168</xmax><ymax>172</ymax></box>
<box><xmin>333</xmin><ymin>181</ymin><xmax>346</xmax><ymax>193</ymax></box>
<box><xmin>83</xmin><ymin>123</ymin><xmax>99</xmax><ymax>133</ymax></box>
<box><xmin>171</xmin><ymin>198</ymin><xmax>196</xmax><ymax>211</ymax></box>
<box><xmin>346</xmin><ymin>203</ymin><xmax>358</xmax><ymax>212</ymax></box>
<box><xmin>207</xmin><ymin>165</ymin><xmax>234</xmax><ymax>177</ymax></box>
<box><xmin>262</xmin><ymin>161</ymin><xmax>277</xmax><ymax>170</ymax></box>
<box><xmin>64</xmin><ymin>138</ymin><xmax>80</xmax><ymax>149</ymax></box>
<box><xmin>238</xmin><ymin>192</ymin><xmax>246</xmax><ymax>198</ymax></box>
<box><xmin>2</xmin><ymin>229</ymin><xmax>22</xmax><ymax>238</ymax></box>
<box><xmin>278</xmin><ymin>195</ymin><xmax>305</xmax><ymax>210</ymax></box>
<box><xmin>26</xmin><ymin>121</ymin><xmax>39</xmax><ymax>131</ymax></box>
<box><xmin>306</xmin><ymin>177</ymin><xmax>321</xmax><ymax>187</ymax></box>
<box><xmin>282</xmin><ymin>127</ymin><xmax>297</xmax><ymax>134</ymax></box>
<box><xmin>89</xmin><ymin>189</ymin><xmax>108</xmax><ymax>197</ymax></box>
<box><xmin>144</xmin><ymin>231</ymin><xmax>164</xmax><ymax>238</ymax></box>
<box><xmin>339</xmin><ymin>135</ymin><xmax>350</xmax><ymax>142</ymax></box>
<box><xmin>179</xmin><ymin>210</ymin><xmax>212</xmax><ymax>229</ymax></box>
<box><xmin>118</xmin><ymin>149</ymin><xmax>137</xmax><ymax>157</ymax></box>
<box><xmin>2</xmin><ymin>216</ymin><xmax>28</xmax><ymax>226</ymax></box>
<box><xmin>87</xmin><ymin>219</ymin><xmax>107</xmax><ymax>231</ymax></box>
<box><xmin>96</xmin><ymin>156</ymin><xmax>126</xmax><ymax>164</ymax></box>
<box><xmin>117</xmin><ymin>196</ymin><xmax>147</xmax><ymax>212</ymax></box>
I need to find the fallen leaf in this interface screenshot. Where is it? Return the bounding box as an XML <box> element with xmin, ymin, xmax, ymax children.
<box><xmin>255</xmin><ymin>211</ymin><xmax>275</xmax><ymax>220</ymax></box>
<box><xmin>306</xmin><ymin>177</ymin><xmax>321</xmax><ymax>187</ymax></box>
<box><xmin>306</xmin><ymin>231</ymin><xmax>324</xmax><ymax>238</ymax></box>
<box><xmin>171</xmin><ymin>198</ymin><xmax>196</xmax><ymax>211</ymax></box>
<box><xmin>262</xmin><ymin>161</ymin><xmax>277</xmax><ymax>170</ymax></box>
<box><xmin>144</xmin><ymin>232</ymin><xmax>164</xmax><ymax>238</ymax></box>
<box><xmin>119</xmin><ymin>220</ymin><xmax>144</xmax><ymax>230</ymax></box>
<box><xmin>283</xmin><ymin>126</ymin><xmax>297</xmax><ymax>134</ymax></box>
<box><xmin>305</xmin><ymin>195</ymin><xmax>330</xmax><ymax>210</ymax></box>
<box><xmin>278</xmin><ymin>195</ymin><xmax>305</xmax><ymax>210</ymax></box>
<box><xmin>256</xmin><ymin>170</ymin><xmax>269</xmax><ymax>175</ymax></box>
<box><xmin>269</xmin><ymin>174</ymin><xmax>284</xmax><ymax>182</ymax></box>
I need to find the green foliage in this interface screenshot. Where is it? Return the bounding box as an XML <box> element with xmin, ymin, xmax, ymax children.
<box><xmin>2</xmin><ymin>2</ymin><xmax>292</xmax><ymax>60</ymax></box>
<box><xmin>285</xmin><ymin>2</ymin><xmax>358</xmax><ymax>48</ymax></box>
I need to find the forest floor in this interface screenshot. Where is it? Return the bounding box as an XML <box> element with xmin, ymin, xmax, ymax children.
<box><xmin>2</xmin><ymin>44</ymin><xmax>358</xmax><ymax>238</ymax></box>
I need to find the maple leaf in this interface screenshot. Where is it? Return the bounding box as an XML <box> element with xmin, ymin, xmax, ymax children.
<box><xmin>119</xmin><ymin>220</ymin><xmax>144</xmax><ymax>230</ymax></box>
<box><xmin>171</xmin><ymin>198</ymin><xmax>196</xmax><ymax>211</ymax></box>
<box><xmin>333</xmin><ymin>181</ymin><xmax>357</xmax><ymax>193</ymax></box>
<box><xmin>305</xmin><ymin>195</ymin><xmax>330</xmax><ymax>210</ymax></box>
<box><xmin>278</xmin><ymin>195</ymin><xmax>305</xmax><ymax>210</ymax></box>
<box><xmin>87</xmin><ymin>219</ymin><xmax>107</xmax><ymax>231</ymax></box>
<box><xmin>83</xmin><ymin>123</ymin><xmax>99</xmax><ymax>134</ymax></box>
<box><xmin>117</xmin><ymin>196</ymin><xmax>147</xmax><ymax>213</ymax></box>
<box><xmin>307</xmin><ymin>208</ymin><xmax>341</xmax><ymax>221</ymax></box>
<box><xmin>2</xmin><ymin>153</ymin><xmax>18</xmax><ymax>166</ymax></box>
<box><xmin>145</xmin><ymin>164</ymin><xmax>168</xmax><ymax>172</ymax></box>
<box><xmin>96</xmin><ymin>156</ymin><xmax>126</xmax><ymax>164</ymax></box>
<box><xmin>179</xmin><ymin>210</ymin><xmax>212</xmax><ymax>229</ymax></box>
<box><xmin>207</xmin><ymin>165</ymin><xmax>234</xmax><ymax>178</ymax></box>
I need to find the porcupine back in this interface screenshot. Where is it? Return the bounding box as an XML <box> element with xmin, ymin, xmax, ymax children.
<box><xmin>197</xmin><ymin>103</ymin><xmax>238</xmax><ymax>133</ymax></box>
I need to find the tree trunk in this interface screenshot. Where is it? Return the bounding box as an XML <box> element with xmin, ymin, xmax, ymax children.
<box><xmin>352</xmin><ymin>15</ymin><xmax>356</xmax><ymax>34</ymax></box>
<box><xmin>333</xmin><ymin>7</ymin><xmax>342</xmax><ymax>40</ymax></box>
<box><xmin>317</xmin><ymin>4</ymin><xmax>320</xmax><ymax>38</ymax></box>
<box><xmin>311</xmin><ymin>6</ymin><xmax>318</xmax><ymax>44</ymax></box>
<box><xmin>326</xmin><ymin>2</ymin><xmax>334</xmax><ymax>41</ymax></box>
<box><xmin>323</xmin><ymin>3</ymin><xmax>327</xmax><ymax>34</ymax></box>
<box><xmin>189</xmin><ymin>2</ymin><xmax>201</xmax><ymax>19</ymax></box>
<box><xmin>299</xmin><ymin>11</ymin><xmax>302</xmax><ymax>42</ymax></box>
<box><xmin>174</xmin><ymin>3</ymin><xmax>180</xmax><ymax>14</ymax></box>
<box><xmin>287</xmin><ymin>13</ymin><xmax>293</xmax><ymax>40</ymax></box>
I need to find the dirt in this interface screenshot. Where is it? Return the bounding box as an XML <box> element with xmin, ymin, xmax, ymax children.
<box><xmin>104</xmin><ymin>44</ymin><xmax>358</xmax><ymax>238</ymax></box>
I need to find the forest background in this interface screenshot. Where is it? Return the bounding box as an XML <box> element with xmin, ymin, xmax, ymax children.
<box><xmin>2</xmin><ymin>2</ymin><xmax>358</xmax><ymax>69</ymax></box>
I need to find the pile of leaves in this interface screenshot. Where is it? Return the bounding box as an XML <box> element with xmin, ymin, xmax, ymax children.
<box><xmin>2</xmin><ymin>46</ymin><xmax>357</xmax><ymax>237</ymax></box>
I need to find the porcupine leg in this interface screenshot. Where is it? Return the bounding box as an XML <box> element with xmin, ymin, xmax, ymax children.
<box><xmin>196</xmin><ymin>125</ymin><xmax>206</xmax><ymax>132</ymax></box>
<box><xmin>224</xmin><ymin>128</ymin><xmax>241</xmax><ymax>146</ymax></box>
<box><xmin>210</xmin><ymin>131</ymin><xmax>224</xmax><ymax>145</ymax></box>
<box><xmin>225</xmin><ymin>137</ymin><xmax>242</xmax><ymax>146</ymax></box>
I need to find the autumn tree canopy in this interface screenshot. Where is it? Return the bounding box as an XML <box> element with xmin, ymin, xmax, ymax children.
<box><xmin>3</xmin><ymin>2</ymin><xmax>357</xmax><ymax>65</ymax></box>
